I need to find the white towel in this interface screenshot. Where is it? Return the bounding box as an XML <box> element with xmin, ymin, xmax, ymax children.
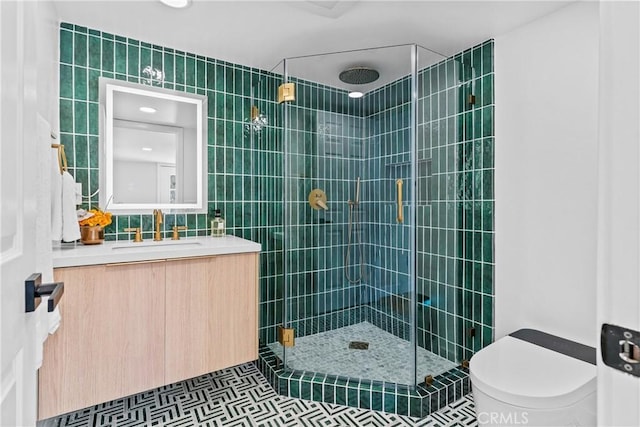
<box><xmin>61</xmin><ymin>171</ymin><xmax>80</xmax><ymax>242</ymax></box>
<box><xmin>51</xmin><ymin>150</ymin><xmax>62</xmax><ymax>242</ymax></box>
<box><xmin>34</xmin><ymin>296</ymin><xmax>62</xmax><ymax>370</ymax></box>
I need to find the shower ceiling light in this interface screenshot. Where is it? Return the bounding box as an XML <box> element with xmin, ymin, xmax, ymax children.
<box><xmin>159</xmin><ymin>0</ymin><xmax>191</xmax><ymax>8</ymax></box>
<box><xmin>139</xmin><ymin>106</ymin><xmax>156</xmax><ymax>113</ymax></box>
<box><xmin>348</xmin><ymin>91</ymin><xmax>364</xmax><ymax>99</ymax></box>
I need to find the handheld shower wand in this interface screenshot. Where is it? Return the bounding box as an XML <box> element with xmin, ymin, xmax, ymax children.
<box><xmin>345</xmin><ymin>177</ymin><xmax>363</xmax><ymax>284</ymax></box>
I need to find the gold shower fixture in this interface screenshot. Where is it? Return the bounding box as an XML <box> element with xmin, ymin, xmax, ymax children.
<box><xmin>308</xmin><ymin>189</ymin><xmax>328</xmax><ymax>210</ymax></box>
<box><xmin>278</xmin><ymin>82</ymin><xmax>295</xmax><ymax>103</ymax></box>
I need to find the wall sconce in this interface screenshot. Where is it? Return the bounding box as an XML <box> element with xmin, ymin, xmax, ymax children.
<box><xmin>244</xmin><ymin>105</ymin><xmax>268</xmax><ymax>135</ymax></box>
<box><xmin>142</xmin><ymin>66</ymin><xmax>164</xmax><ymax>86</ymax></box>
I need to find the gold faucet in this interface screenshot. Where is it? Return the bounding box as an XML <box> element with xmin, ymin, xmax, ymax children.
<box><xmin>153</xmin><ymin>209</ymin><xmax>163</xmax><ymax>241</ymax></box>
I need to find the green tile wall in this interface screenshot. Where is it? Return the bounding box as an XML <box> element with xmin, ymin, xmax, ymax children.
<box><xmin>415</xmin><ymin>40</ymin><xmax>494</xmax><ymax>370</ymax></box>
<box><xmin>281</xmin><ymin>77</ymin><xmax>367</xmax><ymax>341</ymax></box>
<box><xmin>60</xmin><ymin>22</ymin><xmax>494</xmax><ymax>415</ymax></box>
<box><xmin>58</xmin><ymin>22</ymin><xmax>284</xmax><ymax>344</ymax></box>
<box><xmin>363</xmin><ymin>76</ymin><xmax>413</xmax><ymax>340</ymax></box>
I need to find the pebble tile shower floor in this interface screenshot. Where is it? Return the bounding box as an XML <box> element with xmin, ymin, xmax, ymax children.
<box><xmin>268</xmin><ymin>322</ymin><xmax>458</xmax><ymax>384</ymax></box>
<box><xmin>40</xmin><ymin>363</ymin><xmax>478</xmax><ymax>427</ymax></box>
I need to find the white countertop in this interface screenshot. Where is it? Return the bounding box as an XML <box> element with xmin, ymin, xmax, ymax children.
<box><xmin>52</xmin><ymin>235</ymin><xmax>261</xmax><ymax>268</ymax></box>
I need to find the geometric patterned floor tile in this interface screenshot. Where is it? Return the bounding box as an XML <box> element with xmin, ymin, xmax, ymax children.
<box><xmin>39</xmin><ymin>363</ymin><xmax>478</xmax><ymax>427</ymax></box>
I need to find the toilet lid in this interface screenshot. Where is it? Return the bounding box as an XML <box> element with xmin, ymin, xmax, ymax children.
<box><xmin>469</xmin><ymin>336</ymin><xmax>596</xmax><ymax>409</ymax></box>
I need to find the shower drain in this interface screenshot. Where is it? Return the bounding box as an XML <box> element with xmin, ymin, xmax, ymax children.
<box><xmin>348</xmin><ymin>341</ymin><xmax>369</xmax><ymax>350</ymax></box>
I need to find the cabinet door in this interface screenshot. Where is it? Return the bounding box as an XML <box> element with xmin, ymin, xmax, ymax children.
<box><xmin>38</xmin><ymin>262</ymin><xmax>165</xmax><ymax>420</ymax></box>
<box><xmin>165</xmin><ymin>253</ymin><xmax>258</xmax><ymax>384</ymax></box>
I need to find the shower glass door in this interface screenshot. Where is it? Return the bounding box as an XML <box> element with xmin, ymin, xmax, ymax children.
<box><xmin>277</xmin><ymin>45</ymin><xmax>420</xmax><ymax>386</ymax></box>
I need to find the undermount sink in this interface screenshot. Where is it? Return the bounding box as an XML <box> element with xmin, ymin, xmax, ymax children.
<box><xmin>111</xmin><ymin>240</ymin><xmax>203</xmax><ymax>250</ymax></box>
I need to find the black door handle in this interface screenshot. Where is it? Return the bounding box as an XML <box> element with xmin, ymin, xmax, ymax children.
<box><xmin>25</xmin><ymin>273</ymin><xmax>64</xmax><ymax>313</ymax></box>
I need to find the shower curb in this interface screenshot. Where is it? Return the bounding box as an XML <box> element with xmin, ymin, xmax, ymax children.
<box><xmin>255</xmin><ymin>344</ymin><xmax>470</xmax><ymax>418</ymax></box>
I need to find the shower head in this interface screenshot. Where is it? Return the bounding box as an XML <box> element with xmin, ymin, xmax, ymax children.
<box><xmin>339</xmin><ymin>67</ymin><xmax>379</xmax><ymax>85</ymax></box>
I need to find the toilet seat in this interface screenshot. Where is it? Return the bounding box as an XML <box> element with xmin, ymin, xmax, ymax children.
<box><xmin>470</xmin><ymin>335</ymin><xmax>597</xmax><ymax>409</ymax></box>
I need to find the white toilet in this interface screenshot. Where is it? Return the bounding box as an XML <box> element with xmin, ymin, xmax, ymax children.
<box><xmin>469</xmin><ymin>329</ymin><xmax>597</xmax><ymax>427</ymax></box>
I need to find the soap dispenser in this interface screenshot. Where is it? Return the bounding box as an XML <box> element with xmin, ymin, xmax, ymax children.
<box><xmin>211</xmin><ymin>209</ymin><xmax>225</xmax><ymax>237</ymax></box>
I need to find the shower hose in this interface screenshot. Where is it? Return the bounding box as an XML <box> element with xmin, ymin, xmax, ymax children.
<box><xmin>344</xmin><ymin>201</ymin><xmax>364</xmax><ymax>284</ymax></box>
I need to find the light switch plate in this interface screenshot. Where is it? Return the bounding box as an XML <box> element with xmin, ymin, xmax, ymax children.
<box><xmin>75</xmin><ymin>182</ymin><xmax>82</xmax><ymax>205</ymax></box>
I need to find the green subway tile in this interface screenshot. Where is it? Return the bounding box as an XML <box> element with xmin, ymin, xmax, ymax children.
<box><xmin>73</xmin><ymin>32</ymin><xmax>87</xmax><ymax>66</ymax></box>
<box><xmin>88</xmin><ymin>103</ymin><xmax>99</xmax><ymax>136</ymax></box>
<box><xmin>196</xmin><ymin>59</ymin><xmax>205</xmax><ymax>88</ymax></box>
<box><xmin>163</xmin><ymin>52</ymin><xmax>174</xmax><ymax>83</ymax></box>
<box><xmin>61</xmin><ymin>22</ymin><xmax>74</xmax><ymax>30</ymax></box>
<box><xmin>74</xmin><ymin>135</ymin><xmax>88</xmax><ymax>168</ymax></box>
<box><xmin>74</xmin><ymin>101</ymin><xmax>87</xmax><ymax>133</ymax></box>
<box><xmin>127</xmin><ymin>43</ymin><xmax>140</xmax><ymax>76</ymax></box>
<box><xmin>335</xmin><ymin>386</ymin><xmax>346</xmax><ymax>405</ymax></box>
<box><xmin>347</xmin><ymin>388</ymin><xmax>359</xmax><ymax>407</ymax></box>
<box><xmin>482</xmin><ymin>43</ymin><xmax>493</xmax><ymax>75</ymax></box>
<box><xmin>88</xmin><ymin>36</ymin><xmax>101</xmax><ymax>69</ymax></box>
<box><xmin>60</xmin><ymin>99</ymin><xmax>73</xmax><ymax>133</ymax></box>
<box><xmin>60</xmin><ymin>64</ymin><xmax>73</xmax><ymax>99</ymax></box>
<box><xmin>482</xmin><ymin>325</ymin><xmax>493</xmax><ymax>347</ymax></box>
<box><xmin>115</xmin><ymin>42</ymin><xmax>127</xmax><ymax>75</ymax></box>
<box><xmin>215</xmin><ymin>64</ymin><xmax>225</xmax><ymax>91</ymax></box>
<box><xmin>88</xmin><ymin>70</ymin><xmax>100</xmax><ymax>102</ymax></box>
<box><xmin>140</xmin><ymin>47</ymin><xmax>151</xmax><ymax>74</ymax></box>
<box><xmin>101</xmin><ymin>39</ymin><xmax>114</xmax><ymax>72</ymax></box>
<box><xmin>73</xmin><ymin>67</ymin><xmax>87</xmax><ymax>100</ymax></box>
<box><xmin>152</xmin><ymin>49</ymin><xmax>163</xmax><ymax>72</ymax></box>
<box><xmin>186</xmin><ymin>56</ymin><xmax>195</xmax><ymax>86</ymax></box>
<box><xmin>397</xmin><ymin>394</ymin><xmax>408</xmax><ymax>415</ymax></box>
<box><xmin>483</xmin><ymin>170</ymin><xmax>493</xmax><ymax>199</ymax></box>
<box><xmin>482</xmin><ymin>106</ymin><xmax>494</xmax><ymax>137</ymax></box>
<box><xmin>89</xmin><ymin>136</ymin><xmax>99</xmax><ymax>168</ymax></box>
<box><xmin>483</xmin><ymin>297</ymin><xmax>493</xmax><ymax>325</ymax></box>
<box><xmin>175</xmin><ymin>54</ymin><xmax>185</xmax><ymax>85</ymax></box>
<box><xmin>482</xmin><ymin>75</ymin><xmax>493</xmax><ymax>106</ymax></box>
<box><xmin>60</xmin><ymin>30</ymin><xmax>73</xmax><ymax>64</ymax></box>
<box><xmin>482</xmin><ymin>263</ymin><xmax>494</xmax><ymax>294</ymax></box>
<box><xmin>312</xmin><ymin>382</ymin><xmax>322</xmax><ymax>402</ymax></box>
<box><xmin>482</xmin><ymin>233</ymin><xmax>493</xmax><ymax>263</ymax></box>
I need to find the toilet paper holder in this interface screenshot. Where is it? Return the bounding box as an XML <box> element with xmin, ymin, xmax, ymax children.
<box><xmin>25</xmin><ymin>273</ymin><xmax>64</xmax><ymax>313</ymax></box>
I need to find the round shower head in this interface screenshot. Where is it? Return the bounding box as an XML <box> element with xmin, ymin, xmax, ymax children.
<box><xmin>339</xmin><ymin>67</ymin><xmax>380</xmax><ymax>85</ymax></box>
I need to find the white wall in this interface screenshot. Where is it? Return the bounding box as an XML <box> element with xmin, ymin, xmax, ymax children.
<box><xmin>495</xmin><ymin>1</ymin><xmax>599</xmax><ymax>346</ymax></box>
<box><xmin>596</xmin><ymin>2</ymin><xmax>640</xmax><ymax>425</ymax></box>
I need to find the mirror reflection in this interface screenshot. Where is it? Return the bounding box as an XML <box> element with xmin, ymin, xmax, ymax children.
<box><xmin>100</xmin><ymin>78</ymin><xmax>207</xmax><ymax>213</ymax></box>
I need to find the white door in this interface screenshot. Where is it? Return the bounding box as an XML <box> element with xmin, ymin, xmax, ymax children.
<box><xmin>1</xmin><ymin>1</ymin><xmax>41</xmax><ymax>425</ymax></box>
<box><xmin>597</xmin><ymin>1</ymin><xmax>640</xmax><ymax>426</ymax></box>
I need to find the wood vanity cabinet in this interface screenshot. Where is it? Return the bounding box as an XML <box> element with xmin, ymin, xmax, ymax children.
<box><xmin>165</xmin><ymin>253</ymin><xmax>259</xmax><ymax>384</ymax></box>
<box><xmin>38</xmin><ymin>252</ymin><xmax>259</xmax><ymax>421</ymax></box>
<box><xmin>38</xmin><ymin>261</ymin><xmax>166</xmax><ymax>420</ymax></box>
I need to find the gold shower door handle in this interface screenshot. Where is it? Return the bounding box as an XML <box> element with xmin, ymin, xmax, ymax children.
<box><xmin>396</xmin><ymin>179</ymin><xmax>403</xmax><ymax>223</ymax></box>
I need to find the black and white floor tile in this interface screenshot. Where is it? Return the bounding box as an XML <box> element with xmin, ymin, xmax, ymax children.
<box><xmin>41</xmin><ymin>363</ymin><xmax>477</xmax><ymax>427</ymax></box>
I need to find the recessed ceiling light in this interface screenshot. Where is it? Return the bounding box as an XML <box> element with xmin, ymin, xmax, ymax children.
<box><xmin>142</xmin><ymin>147</ymin><xmax>153</xmax><ymax>152</ymax></box>
<box><xmin>159</xmin><ymin>0</ymin><xmax>191</xmax><ymax>8</ymax></box>
<box><xmin>139</xmin><ymin>106</ymin><xmax>156</xmax><ymax>113</ymax></box>
<box><xmin>348</xmin><ymin>91</ymin><xmax>364</xmax><ymax>99</ymax></box>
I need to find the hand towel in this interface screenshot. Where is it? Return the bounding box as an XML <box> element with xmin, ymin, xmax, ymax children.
<box><xmin>61</xmin><ymin>171</ymin><xmax>80</xmax><ymax>242</ymax></box>
<box><xmin>51</xmin><ymin>150</ymin><xmax>62</xmax><ymax>242</ymax></box>
<box><xmin>34</xmin><ymin>296</ymin><xmax>62</xmax><ymax>370</ymax></box>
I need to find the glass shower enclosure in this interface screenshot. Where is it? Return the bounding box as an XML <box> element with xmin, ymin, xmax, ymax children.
<box><xmin>264</xmin><ymin>44</ymin><xmax>459</xmax><ymax>388</ymax></box>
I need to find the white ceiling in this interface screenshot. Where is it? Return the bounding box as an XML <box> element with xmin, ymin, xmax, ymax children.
<box><xmin>52</xmin><ymin>0</ymin><xmax>574</xmax><ymax>91</ymax></box>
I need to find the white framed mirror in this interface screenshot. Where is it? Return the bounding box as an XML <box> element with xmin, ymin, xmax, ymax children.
<box><xmin>99</xmin><ymin>78</ymin><xmax>207</xmax><ymax>213</ymax></box>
